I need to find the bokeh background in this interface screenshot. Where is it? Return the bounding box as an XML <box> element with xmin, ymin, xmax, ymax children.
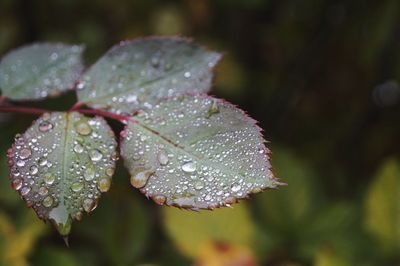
<box><xmin>1</xmin><ymin>0</ymin><xmax>400</xmax><ymax>265</ymax></box>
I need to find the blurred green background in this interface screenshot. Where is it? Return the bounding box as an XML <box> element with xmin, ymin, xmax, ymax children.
<box><xmin>1</xmin><ymin>0</ymin><xmax>400</xmax><ymax>265</ymax></box>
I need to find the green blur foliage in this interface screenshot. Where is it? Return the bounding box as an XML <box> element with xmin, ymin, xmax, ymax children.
<box><xmin>0</xmin><ymin>0</ymin><xmax>399</xmax><ymax>265</ymax></box>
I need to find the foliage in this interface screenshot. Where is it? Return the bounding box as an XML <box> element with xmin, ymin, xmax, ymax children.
<box><xmin>0</xmin><ymin>0</ymin><xmax>399</xmax><ymax>265</ymax></box>
<box><xmin>0</xmin><ymin>37</ymin><xmax>281</xmax><ymax>237</ymax></box>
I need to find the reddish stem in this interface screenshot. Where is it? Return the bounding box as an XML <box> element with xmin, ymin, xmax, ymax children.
<box><xmin>0</xmin><ymin>105</ymin><xmax>49</xmax><ymax>115</ymax></box>
<box><xmin>69</xmin><ymin>102</ymin><xmax>85</xmax><ymax>111</ymax></box>
<box><xmin>77</xmin><ymin>109</ymin><xmax>131</xmax><ymax>122</ymax></box>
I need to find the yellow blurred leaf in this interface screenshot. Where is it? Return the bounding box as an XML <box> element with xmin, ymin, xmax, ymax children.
<box><xmin>163</xmin><ymin>204</ymin><xmax>256</xmax><ymax>259</ymax></box>
<box><xmin>365</xmin><ymin>158</ymin><xmax>400</xmax><ymax>254</ymax></box>
<box><xmin>314</xmin><ymin>247</ymin><xmax>350</xmax><ymax>266</ymax></box>
<box><xmin>196</xmin><ymin>241</ymin><xmax>258</xmax><ymax>266</ymax></box>
<box><xmin>0</xmin><ymin>211</ymin><xmax>47</xmax><ymax>266</ymax></box>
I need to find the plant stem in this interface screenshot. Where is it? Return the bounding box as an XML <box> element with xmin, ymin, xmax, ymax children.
<box><xmin>0</xmin><ymin>103</ymin><xmax>132</xmax><ymax>123</ymax></box>
<box><xmin>0</xmin><ymin>105</ymin><xmax>49</xmax><ymax>115</ymax></box>
<box><xmin>69</xmin><ymin>102</ymin><xmax>85</xmax><ymax>111</ymax></box>
<box><xmin>77</xmin><ymin>109</ymin><xmax>131</xmax><ymax>123</ymax></box>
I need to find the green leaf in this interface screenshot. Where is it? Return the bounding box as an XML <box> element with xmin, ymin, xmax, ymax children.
<box><xmin>163</xmin><ymin>204</ymin><xmax>256</xmax><ymax>258</ymax></box>
<box><xmin>364</xmin><ymin>158</ymin><xmax>400</xmax><ymax>254</ymax></box>
<box><xmin>120</xmin><ymin>95</ymin><xmax>281</xmax><ymax>210</ymax></box>
<box><xmin>7</xmin><ymin>112</ymin><xmax>118</xmax><ymax>236</ymax></box>
<box><xmin>0</xmin><ymin>43</ymin><xmax>84</xmax><ymax>100</ymax></box>
<box><xmin>77</xmin><ymin>37</ymin><xmax>221</xmax><ymax>115</ymax></box>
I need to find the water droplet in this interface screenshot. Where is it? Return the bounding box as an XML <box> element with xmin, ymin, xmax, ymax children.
<box><xmin>194</xmin><ymin>180</ymin><xmax>205</xmax><ymax>190</ymax></box>
<box><xmin>44</xmin><ymin>173</ymin><xmax>56</xmax><ymax>185</ymax></box>
<box><xmin>75</xmin><ymin>120</ymin><xmax>92</xmax><ymax>136</ymax></box>
<box><xmin>130</xmin><ymin>168</ymin><xmax>154</xmax><ymax>188</ymax></box>
<box><xmin>225</xmin><ymin>196</ymin><xmax>237</xmax><ymax>205</ymax></box>
<box><xmin>231</xmin><ymin>183</ymin><xmax>241</xmax><ymax>192</ymax></box>
<box><xmin>105</xmin><ymin>168</ymin><xmax>114</xmax><ymax>177</ymax></box>
<box><xmin>181</xmin><ymin>161</ymin><xmax>196</xmax><ymax>173</ymax></box>
<box><xmin>38</xmin><ymin>186</ymin><xmax>48</xmax><ymax>196</ymax></box>
<box><xmin>29</xmin><ymin>165</ymin><xmax>38</xmax><ymax>175</ymax></box>
<box><xmin>42</xmin><ymin>196</ymin><xmax>54</xmax><ymax>207</ymax></box>
<box><xmin>12</xmin><ymin>178</ymin><xmax>23</xmax><ymax>190</ymax></box>
<box><xmin>83</xmin><ymin>198</ymin><xmax>97</xmax><ymax>213</ymax></box>
<box><xmin>16</xmin><ymin>160</ymin><xmax>26</xmax><ymax>167</ymax></box>
<box><xmin>184</xmin><ymin>71</ymin><xmax>191</xmax><ymax>78</ymax></box>
<box><xmin>19</xmin><ymin>148</ymin><xmax>32</xmax><ymax>160</ymax></box>
<box><xmin>164</xmin><ymin>63</ymin><xmax>173</xmax><ymax>71</ymax></box>
<box><xmin>151</xmin><ymin>57</ymin><xmax>160</xmax><ymax>68</ymax></box>
<box><xmin>38</xmin><ymin>157</ymin><xmax>48</xmax><ymax>166</ymax></box>
<box><xmin>71</xmin><ymin>182</ymin><xmax>83</xmax><ymax>192</ymax></box>
<box><xmin>251</xmin><ymin>187</ymin><xmax>262</xmax><ymax>194</ymax></box>
<box><xmin>152</xmin><ymin>195</ymin><xmax>166</xmax><ymax>205</ymax></box>
<box><xmin>157</xmin><ymin>151</ymin><xmax>169</xmax><ymax>165</ymax></box>
<box><xmin>20</xmin><ymin>186</ymin><xmax>31</xmax><ymax>196</ymax></box>
<box><xmin>39</xmin><ymin>121</ymin><xmax>53</xmax><ymax>132</ymax></box>
<box><xmin>90</xmin><ymin>149</ymin><xmax>103</xmax><ymax>162</ymax></box>
<box><xmin>73</xmin><ymin>143</ymin><xmax>84</xmax><ymax>154</ymax></box>
<box><xmin>98</xmin><ymin>177</ymin><xmax>111</xmax><ymax>192</ymax></box>
<box><xmin>206</xmin><ymin>100</ymin><xmax>220</xmax><ymax>118</ymax></box>
<box><xmin>84</xmin><ymin>166</ymin><xmax>95</xmax><ymax>181</ymax></box>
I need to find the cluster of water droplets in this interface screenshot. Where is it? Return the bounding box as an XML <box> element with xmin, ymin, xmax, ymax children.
<box><xmin>121</xmin><ymin>95</ymin><xmax>279</xmax><ymax>210</ymax></box>
<box><xmin>77</xmin><ymin>38</ymin><xmax>221</xmax><ymax>115</ymax></box>
<box><xmin>7</xmin><ymin>112</ymin><xmax>117</xmax><ymax>232</ymax></box>
<box><xmin>0</xmin><ymin>43</ymin><xmax>84</xmax><ymax>100</ymax></box>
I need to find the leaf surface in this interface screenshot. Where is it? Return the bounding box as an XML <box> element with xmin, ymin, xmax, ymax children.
<box><xmin>77</xmin><ymin>37</ymin><xmax>221</xmax><ymax>115</ymax></box>
<box><xmin>7</xmin><ymin>112</ymin><xmax>117</xmax><ymax>235</ymax></box>
<box><xmin>121</xmin><ymin>95</ymin><xmax>281</xmax><ymax>210</ymax></box>
<box><xmin>0</xmin><ymin>43</ymin><xmax>84</xmax><ymax>100</ymax></box>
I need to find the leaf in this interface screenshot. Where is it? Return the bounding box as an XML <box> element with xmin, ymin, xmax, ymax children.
<box><xmin>163</xmin><ymin>204</ymin><xmax>256</xmax><ymax>259</ymax></box>
<box><xmin>7</xmin><ymin>112</ymin><xmax>118</xmax><ymax>236</ymax></box>
<box><xmin>76</xmin><ymin>37</ymin><xmax>221</xmax><ymax>115</ymax></box>
<box><xmin>0</xmin><ymin>211</ymin><xmax>46</xmax><ymax>266</ymax></box>
<box><xmin>255</xmin><ymin>148</ymin><xmax>320</xmax><ymax>229</ymax></box>
<box><xmin>0</xmin><ymin>43</ymin><xmax>84</xmax><ymax>100</ymax></box>
<box><xmin>314</xmin><ymin>247</ymin><xmax>351</xmax><ymax>266</ymax></box>
<box><xmin>364</xmin><ymin>158</ymin><xmax>400</xmax><ymax>254</ymax></box>
<box><xmin>120</xmin><ymin>95</ymin><xmax>281</xmax><ymax>210</ymax></box>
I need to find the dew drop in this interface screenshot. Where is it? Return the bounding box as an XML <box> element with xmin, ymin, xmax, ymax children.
<box><xmin>98</xmin><ymin>177</ymin><xmax>111</xmax><ymax>192</ymax></box>
<box><xmin>75</xmin><ymin>120</ymin><xmax>92</xmax><ymax>136</ymax></box>
<box><xmin>181</xmin><ymin>161</ymin><xmax>196</xmax><ymax>173</ymax></box>
<box><xmin>184</xmin><ymin>71</ymin><xmax>191</xmax><ymax>78</ymax></box>
<box><xmin>42</xmin><ymin>196</ymin><xmax>54</xmax><ymax>207</ymax></box>
<box><xmin>157</xmin><ymin>151</ymin><xmax>169</xmax><ymax>166</ymax></box>
<box><xmin>12</xmin><ymin>178</ymin><xmax>23</xmax><ymax>190</ymax></box>
<box><xmin>19</xmin><ymin>148</ymin><xmax>32</xmax><ymax>160</ymax></box>
<box><xmin>105</xmin><ymin>168</ymin><xmax>114</xmax><ymax>177</ymax></box>
<box><xmin>151</xmin><ymin>57</ymin><xmax>160</xmax><ymax>68</ymax></box>
<box><xmin>130</xmin><ymin>168</ymin><xmax>154</xmax><ymax>188</ymax></box>
<box><xmin>225</xmin><ymin>196</ymin><xmax>237</xmax><ymax>205</ymax></box>
<box><xmin>44</xmin><ymin>173</ymin><xmax>56</xmax><ymax>185</ymax></box>
<box><xmin>152</xmin><ymin>195</ymin><xmax>166</xmax><ymax>205</ymax></box>
<box><xmin>194</xmin><ymin>180</ymin><xmax>205</xmax><ymax>190</ymax></box>
<box><xmin>20</xmin><ymin>186</ymin><xmax>31</xmax><ymax>196</ymax></box>
<box><xmin>83</xmin><ymin>198</ymin><xmax>97</xmax><ymax>213</ymax></box>
<box><xmin>73</xmin><ymin>143</ymin><xmax>84</xmax><ymax>154</ymax></box>
<box><xmin>38</xmin><ymin>186</ymin><xmax>48</xmax><ymax>196</ymax></box>
<box><xmin>39</xmin><ymin>121</ymin><xmax>53</xmax><ymax>132</ymax></box>
<box><xmin>231</xmin><ymin>183</ymin><xmax>241</xmax><ymax>192</ymax></box>
<box><xmin>16</xmin><ymin>160</ymin><xmax>26</xmax><ymax>167</ymax></box>
<box><xmin>84</xmin><ymin>166</ymin><xmax>95</xmax><ymax>181</ymax></box>
<box><xmin>90</xmin><ymin>149</ymin><xmax>103</xmax><ymax>162</ymax></box>
<box><xmin>38</xmin><ymin>157</ymin><xmax>48</xmax><ymax>166</ymax></box>
<box><xmin>29</xmin><ymin>165</ymin><xmax>38</xmax><ymax>175</ymax></box>
<box><xmin>71</xmin><ymin>182</ymin><xmax>84</xmax><ymax>192</ymax></box>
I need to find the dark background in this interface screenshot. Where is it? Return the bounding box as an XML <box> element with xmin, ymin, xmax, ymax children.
<box><xmin>0</xmin><ymin>0</ymin><xmax>399</xmax><ymax>265</ymax></box>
